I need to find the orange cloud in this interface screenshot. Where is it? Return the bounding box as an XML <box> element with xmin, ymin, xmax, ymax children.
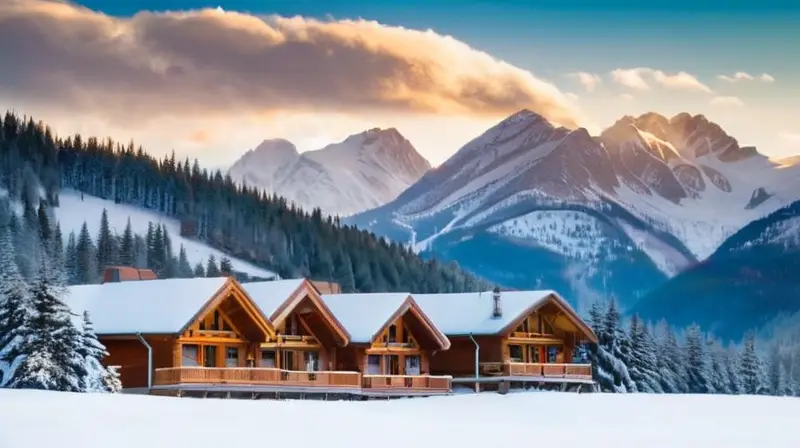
<box><xmin>0</xmin><ymin>0</ymin><xmax>582</xmax><ymax>127</ymax></box>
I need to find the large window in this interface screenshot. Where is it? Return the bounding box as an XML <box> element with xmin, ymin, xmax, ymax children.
<box><xmin>182</xmin><ymin>345</ymin><xmax>199</xmax><ymax>367</ymax></box>
<box><xmin>509</xmin><ymin>345</ymin><xmax>523</xmax><ymax>362</ymax></box>
<box><xmin>260</xmin><ymin>350</ymin><xmax>277</xmax><ymax>368</ymax></box>
<box><xmin>405</xmin><ymin>355</ymin><xmax>421</xmax><ymax>375</ymax></box>
<box><xmin>367</xmin><ymin>355</ymin><xmax>381</xmax><ymax>374</ymax></box>
<box><xmin>225</xmin><ymin>347</ymin><xmax>239</xmax><ymax>367</ymax></box>
<box><xmin>304</xmin><ymin>351</ymin><xmax>319</xmax><ymax>371</ymax></box>
<box><xmin>203</xmin><ymin>345</ymin><xmax>217</xmax><ymax>367</ymax></box>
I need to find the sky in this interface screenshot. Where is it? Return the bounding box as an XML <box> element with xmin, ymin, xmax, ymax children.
<box><xmin>0</xmin><ymin>0</ymin><xmax>798</xmax><ymax>168</ymax></box>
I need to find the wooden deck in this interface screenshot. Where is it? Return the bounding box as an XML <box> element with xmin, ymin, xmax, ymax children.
<box><xmin>151</xmin><ymin>367</ymin><xmax>452</xmax><ymax>398</ymax></box>
<box><xmin>478</xmin><ymin>362</ymin><xmax>592</xmax><ymax>379</ymax></box>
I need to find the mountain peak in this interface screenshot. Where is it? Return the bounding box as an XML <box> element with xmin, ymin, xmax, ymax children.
<box><xmin>251</xmin><ymin>138</ymin><xmax>299</xmax><ymax>156</ymax></box>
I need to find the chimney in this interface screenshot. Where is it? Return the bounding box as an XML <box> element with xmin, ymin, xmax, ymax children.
<box><xmin>492</xmin><ymin>286</ymin><xmax>502</xmax><ymax>318</ymax></box>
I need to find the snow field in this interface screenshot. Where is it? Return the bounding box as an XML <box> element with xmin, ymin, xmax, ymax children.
<box><xmin>1</xmin><ymin>389</ymin><xmax>799</xmax><ymax>448</ymax></box>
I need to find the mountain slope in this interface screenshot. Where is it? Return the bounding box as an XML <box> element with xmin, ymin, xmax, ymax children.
<box><xmin>228</xmin><ymin>128</ymin><xmax>431</xmax><ymax>217</ymax></box>
<box><xmin>347</xmin><ymin>110</ymin><xmax>800</xmax><ymax>311</ymax></box>
<box><xmin>634</xmin><ymin>200</ymin><xmax>800</xmax><ymax>341</ymax></box>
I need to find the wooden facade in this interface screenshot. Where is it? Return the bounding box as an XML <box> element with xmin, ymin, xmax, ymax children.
<box><xmin>427</xmin><ymin>293</ymin><xmax>596</xmax><ymax>390</ymax></box>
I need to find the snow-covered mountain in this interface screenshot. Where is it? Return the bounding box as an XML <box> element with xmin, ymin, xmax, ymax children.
<box><xmin>228</xmin><ymin>129</ymin><xmax>431</xmax><ymax>217</ymax></box>
<box><xmin>347</xmin><ymin>110</ymin><xmax>800</xmax><ymax>311</ymax></box>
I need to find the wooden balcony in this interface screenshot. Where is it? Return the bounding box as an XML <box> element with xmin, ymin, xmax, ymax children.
<box><xmin>479</xmin><ymin>362</ymin><xmax>592</xmax><ymax>379</ymax></box>
<box><xmin>153</xmin><ymin>367</ymin><xmax>361</xmax><ymax>389</ymax></box>
<box><xmin>272</xmin><ymin>334</ymin><xmax>319</xmax><ymax>345</ymax></box>
<box><xmin>361</xmin><ymin>374</ymin><xmax>452</xmax><ymax>395</ymax></box>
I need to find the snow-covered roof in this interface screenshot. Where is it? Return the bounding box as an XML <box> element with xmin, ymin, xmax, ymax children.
<box><xmin>321</xmin><ymin>293</ymin><xmax>412</xmax><ymax>343</ymax></box>
<box><xmin>239</xmin><ymin>279</ymin><xmax>306</xmax><ymax>319</ymax></box>
<box><xmin>63</xmin><ymin>277</ymin><xmax>231</xmax><ymax>335</ymax></box>
<box><xmin>413</xmin><ymin>290</ymin><xmax>588</xmax><ymax>337</ymax></box>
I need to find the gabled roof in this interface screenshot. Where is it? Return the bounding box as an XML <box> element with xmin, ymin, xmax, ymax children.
<box><xmin>414</xmin><ymin>290</ymin><xmax>598</xmax><ymax>342</ymax></box>
<box><xmin>321</xmin><ymin>293</ymin><xmax>450</xmax><ymax>350</ymax></box>
<box><xmin>241</xmin><ymin>279</ymin><xmax>350</xmax><ymax>344</ymax></box>
<box><xmin>63</xmin><ymin>277</ymin><xmax>274</xmax><ymax>338</ymax></box>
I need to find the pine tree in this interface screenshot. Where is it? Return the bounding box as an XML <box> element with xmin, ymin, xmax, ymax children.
<box><xmin>684</xmin><ymin>324</ymin><xmax>711</xmax><ymax>393</ymax></box>
<box><xmin>5</xmin><ymin>257</ymin><xmax>86</xmax><ymax>391</ymax></box>
<box><xmin>740</xmin><ymin>332</ymin><xmax>762</xmax><ymax>395</ymax></box>
<box><xmin>707</xmin><ymin>339</ymin><xmax>730</xmax><ymax>394</ymax></box>
<box><xmin>767</xmin><ymin>344</ymin><xmax>784</xmax><ymax>396</ymax></box>
<box><xmin>333</xmin><ymin>252</ymin><xmax>356</xmax><ymax>293</ymax></box>
<box><xmin>64</xmin><ymin>231</ymin><xmax>79</xmax><ymax>285</ymax></box>
<box><xmin>627</xmin><ymin>315</ymin><xmax>663</xmax><ymax>393</ymax></box>
<box><xmin>724</xmin><ymin>343</ymin><xmax>743</xmax><ymax>394</ymax></box>
<box><xmin>654</xmin><ymin>321</ymin><xmax>688</xmax><ymax>393</ymax></box>
<box><xmin>177</xmin><ymin>245</ymin><xmax>193</xmax><ymax>278</ymax></box>
<box><xmin>78</xmin><ymin>311</ymin><xmax>114</xmax><ymax>392</ymax></box>
<box><xmin>0</xmin><ymin>224</ymin><xmax>33</xmax><ymax>386</ymax></box>
<box><xmin>206</xmin><ymin>254</ymin><xmax>221</xmax><ymax>277</ymax></box>
<box><xmin>119</xmin><ymin>218</ymin><xmax>134</xmax><ymax>267</ymax></box>
<box><xmin>96</xmin><ymin>209</ymin><xmax>115</xmax><ymax>273</ymax></box>
<box><xmin>103</xmin><ymin>365</ymin><xmax>123</xmax><ymax>393</ymax></box>
<box><xmin>193</xmin><ymin>261</ymin><xmax>206</xmax><ymax>277</ymax></box>
<box><xmin>52</xmin><ymin>223</ymin><xmax>65</xmax><ymax>270</ymax></box>
<box><xmin>219</xmin><ymin>256</ymin><xmax>233</xmax><ymax>275</ymax></box>
<box><xmin>76</xmin><ymin>222</ymin><xmax>98</xmax><ymax>284</ymax></box>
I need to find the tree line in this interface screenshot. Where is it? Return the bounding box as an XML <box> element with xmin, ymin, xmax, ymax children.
<box><xmin>0</xmin><ymin>111</ymin><xmax>487</xmax><ymax>294</ymax></box>
<box><xmin>586</xmin><ymin>298</ymin><xmax>800</xmax><ymax>396</ymax></box>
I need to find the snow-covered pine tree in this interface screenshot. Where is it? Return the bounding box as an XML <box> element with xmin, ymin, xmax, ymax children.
<box><xmin>78</xmin><ymin>311</ymin><xmax>116</xmax><ymax>393</ymax></box>
<box><xmin>6</xmin><ymin>256</ymin><xmax>87</xmax><ymax>392</ymax></box>
<box><xmin>64</xmin><ymin>231</ymin><xmax>79</xmax><ymax>285</ymax></box>
<box><xmin>766</xmin><ymin>343</ymin><xmax>784</xmax><ymax>396</ymax></box>
<box><xmin>219</xmin><ymin>256</ymin><xmax>233</xmax><ymax>275</ymax></box>
<box><xmin>588</xmin><ymin>298</ymin><xmax>636</xmax><ymax>393</ymax></box>
<box><xmin>103</xmin><ymin>365</ymin><xmax>123</xmax><ymax>393</ymax></box>
<box><xmin>707</xmin><ymin>338</ymin><xmax>730</xmax><ymax>394</ymax></box>
<box><xmin>0</xmin><ymin>223</ymin><xmax>34</xmax><ymax>387</ymax></box>
<box><xmin>739</xmin><ymin>332</ymin><xmax>763</xmax><ymax>395</ymax></box>
<box><xmin>52</xmin><ymin>223</ymin><xmax>65</xmax><ymax>271</ymax></box>
<box><xmin>654</xmin><ymin>321</ymin><xmax>688</xmax><ymax>393</ymax></box>
<box><xmin>627</xmin><ymin>315</ymin><xmax>663</xmax><ymax>393</ymax></box>
<box><xmin>724</xmin><ymin>343</ymin><xmax>742</xmax><ymax>394</ymax></box>
<box><xmin>684</xmin><ymin>324</ymin><xmax>712</xmax><ymax>393</ymax></box>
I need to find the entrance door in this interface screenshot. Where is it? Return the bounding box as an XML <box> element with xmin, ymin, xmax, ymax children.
<box><xmin>384</xmin><ymin>354</ymin><xmax>400</xmax><ymax>375</ymax></box>
<box><xmin>203</xmin><ymin>345</ymin><xmax>217</xmax><ymax>367</ymax></box>
<box><xmin>283</xmin><ymin>350</ymin><xmax>296</xmax><ymax>370</ymax></box>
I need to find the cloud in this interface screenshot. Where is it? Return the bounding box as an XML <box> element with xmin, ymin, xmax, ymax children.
<box><xmin>710</xmin><ymin>96</ymin><xmax>745</xmax><ymax>107</ymax></box>
<box><xmin>780</xmin><ymin>132</ymin><xmax>800</xmax><ymax>143</ymax></box>
<box><xmin>610</xmin><ymin>68</ymin><xmax>711</xmax><ymax>92</ymax></box>
<box><xmin>619</xmin><ymin>93</ymin><xmax>635</xmax><ymax>101</ymax></box>
<box><xmin>717</xmin><ymin>72</ymin><xmax>775</xmax><ymax>83</ymax></box>
<box><xmin>0</xmin><ymin>0</ymin><xmax>582</xmax><ymax>128</ymax></box>
<box><xmin>565</xmin><ymin>92</ymin><xmax>580</xmax><ymax>102</ymax></box>
<box><xmin>567</xmin><ymin>72</ymin><xmax>602</xmax><ymax>92</ymax></box>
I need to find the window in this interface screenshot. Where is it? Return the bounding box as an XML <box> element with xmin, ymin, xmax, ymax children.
<box><xmin>367</xmin><ymin>355</ymin><xmax>381</xmax><ymax>374</ymax></box>
<box><xmin>203</xmin><ymin>345</ymin><xmax>217</xmax><ymax>367</ymax></box>
<box><xmin>509</xmin><ymin>345</ymin><xmax>523</xmax><ymax>362</ymax></box>
<box><xmin>405</xmin><ymin>356</ymin><xmax>421</xmax><ymax>375</ymax></box>
<box><xmin>547</xmin><ymin>346</ymin><xmax>561</xmax><ymax>363</ymax></box>
<box><xmin>260</xmin><ymin>350</ymin><xmax>277</xmax><ymax>368</ymax></box>
<box><xmin>528</xmin><ymin>346</ymin><xmax>540</xmax><ymax>363</ymax></box>
<box><xmin>541</xmin><ymin>316</ymin><xmax>554</xmax><ymax>335</ymax></box>
<box><xmin>385</xmin><ymin>355</ymin><xmax>400</xmax><ymax>375</ymax></box>
<box><xmin>212</xmin><ymin>311</ymin><xmax>220</xmax><ymax>331</ymax></box>
<box><xmin>304</xmin><ymin>351</ymin><xmax>319</xmax><ymax>371</ymax></box>
<box><xmin>181</xmin><ymin>345</ymin><xmax>199</xmax><ymax>367</ymax></box>
<box><xmin>388</xmin><ymin>325</ymin><xmax>397</xmax><ymax>343</ymax></box>
<box><xmin>225</xmin><ymin>347</ymin><xmax>239</xmax><ymax>367</ymax></box>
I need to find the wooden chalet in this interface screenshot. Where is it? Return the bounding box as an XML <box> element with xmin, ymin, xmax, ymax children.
<box><xmin>64</xmin><ymin>277</ymin><xmax>275</xmax><ymax>392</ymax></box>
<box><xmin>414</xmin><ymin>287</ymin><xmax>598</xmax><ymax>393</ymax></box>
<box><xmin>321</xmin><ymin>293</ymin><xmax>453</xmax><ymax>396</ymax></box>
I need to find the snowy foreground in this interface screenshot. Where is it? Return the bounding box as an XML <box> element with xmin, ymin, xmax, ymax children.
<box><xmin>1</xmin><ymin>390</ymin><xmax>799</xmax><ymax>447</ymax></box>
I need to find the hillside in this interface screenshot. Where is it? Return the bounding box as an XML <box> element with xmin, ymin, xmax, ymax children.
<box><xmin>2</xmin><ymin>390</ymin><xmax>799</xmax><ymax>447</ymax></box>
<box><xmin>228</xmin><ymin>128</ymin><xmax>431</xmax><ymax>217</ymax></box>
<box><xmin>634</xmin><ymin>199</ymin><xmax>800</xmax><ymax>341</ymax></box>
<box><xmin>0</xmin><ymin>111</ymin><xmax>484</xmax><ymax>293</ymax></box>
<box><xmin>54</xmin><ymin>189</ymin><xmax>276</xmax><ymax>279</ymax></box>
<box><xmin>347</xmin><ymin>110</ymin><xmax>800</xmax><ymax>311</ymax></box>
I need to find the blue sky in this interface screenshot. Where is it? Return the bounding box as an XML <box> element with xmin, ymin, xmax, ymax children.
<box><xmin>2</xmin><ymin>0</ymin><xmax>798</xmax><ymax>165</ymax></box>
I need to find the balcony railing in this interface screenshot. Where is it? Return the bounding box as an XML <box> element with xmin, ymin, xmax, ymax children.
<box><xmin>362</xmin><ymin>374</ymin><xmax>452</xmax><ymax>393</ymax></box>
<box><xmin>274</xmin><ymin>334</ymin><xmax>319</xmax><ymax>345</ymax></box>
<box><xmin>153</xmin><ymin>367</ymin><xmax>360</xmax><ymax>388</ymax></box>
<box><xmin>479</xmin><ymin>362</ymin><xmax>592</xmax><ymax>379</ymax></box>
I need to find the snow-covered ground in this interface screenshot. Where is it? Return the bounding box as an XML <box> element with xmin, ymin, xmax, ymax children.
<box><xmin>1</xmin><ymin>390</ymin><xmax>799</xmax><ymax>447</ymax></box>
<box><xmin>54</xmin><ymin>189</ymin><xmax>276</xmax><ymax>279</ymax></box>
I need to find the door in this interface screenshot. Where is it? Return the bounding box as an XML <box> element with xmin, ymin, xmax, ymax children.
<box><xmin>385</xmin><ymin>355</ymin><xmax>400</xmax><ymax>375</ymax></box>
<box><xmin>283</xmin><ymin>350</ymin><xmax>296</xmax><ymax>370</ymax></box>
<box><xmin>203</xmin><ymin>345</ymin><xmax>217</xmax><ymax>367</ymax></box>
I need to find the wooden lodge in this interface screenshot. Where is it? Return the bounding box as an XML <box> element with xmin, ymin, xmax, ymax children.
<box><xmin>415</xmin><ymin>287</ymin><xmax>598</xmax><ymax>393</ymax></box>
<box><xmin>63</xmin><ymin>277</ymin><xmax>597</xmax><ymax>399</ymax></box>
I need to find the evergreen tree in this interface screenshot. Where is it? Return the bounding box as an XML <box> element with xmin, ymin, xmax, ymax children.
<box><xmin>75</xmin><ymin>222</ymin><xmax>98</xmax><ymax>284</ymax></box>
<box><xmin>64</xmin><ymin>231</ymin><xmax>79</xmax><ymax>285</ymax></box>
<box><xmin>177</xmin><ymin>245</ymin><xmax>193</xmax><ymax>278</ymax></box>
<box><xmin>724</xmin><ymin>343</ymin><xmax>743</xmax><ymax>394</ymax></box>
<box><xmin>193</xmin><ymin>261</ymin><xmax>205</xmax><ymax>277</ymax></box>
<box><xmin>52</xmin><ymin>223</ymin><xmax>65</xmax><ymax>270</ymax></box>
<box><xmin>133</xmin><ymin>235</ymin><xmax>148</xmax><ymax>269</ymax></box>
<box><xmin>5</xmin><ymin>257</ymin><xmax>86</xmax><ymax>391</ymax></box>
<box><xmin>0</xmin><ymin>224</ymin><xmax>33</xmax><ymax>386</ymax></box>
<box><xmin>627</xmin><ymin>315</ymin><xmax>663</xmax><ymax>393</ymax></box>
<box><xmin>333</xmin><ymin>252</ymin><xmax>356</xmax><ymax>293</ymax></box>
<box><xmin>119</xmin><ymin>218</ymin><xmax>134</xmax><ymax>267</ymax></box>
<box><xmin>206</xmin><ymin>254</ymin><xmax>221</xmax><ymax>277</ymax></box>
<box><xmin>654</xmin><ymin>321</ymin><xmax>688</xmax><ymax>393</ymax></box>
<box><xmin>767</xmin><ymin>344</ymin><xmax>784</xmax><ymax>396</ymax></box>
<box><xmin>78</xmin><ymin>311</ymin><xmax>115</xmax><ymax>392</ymax></box>
<box><xmin>96</xmin><ymin>209</ymin><xmax>114</xmax><ymax>274</ymax></box>
<box><xmin>684</xmin><ymin>324</ymin><xmax>711</xmax><ymax>393</ymax></box>
<box><xmin>739</xmin><ymin>332</ymin><xmax>763</xmax><ymax>395</ymax></box>
<box><xmin>219</xmin><ymin>256</ymin><xmax>233</xmax><ymax>275</ymax></box>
